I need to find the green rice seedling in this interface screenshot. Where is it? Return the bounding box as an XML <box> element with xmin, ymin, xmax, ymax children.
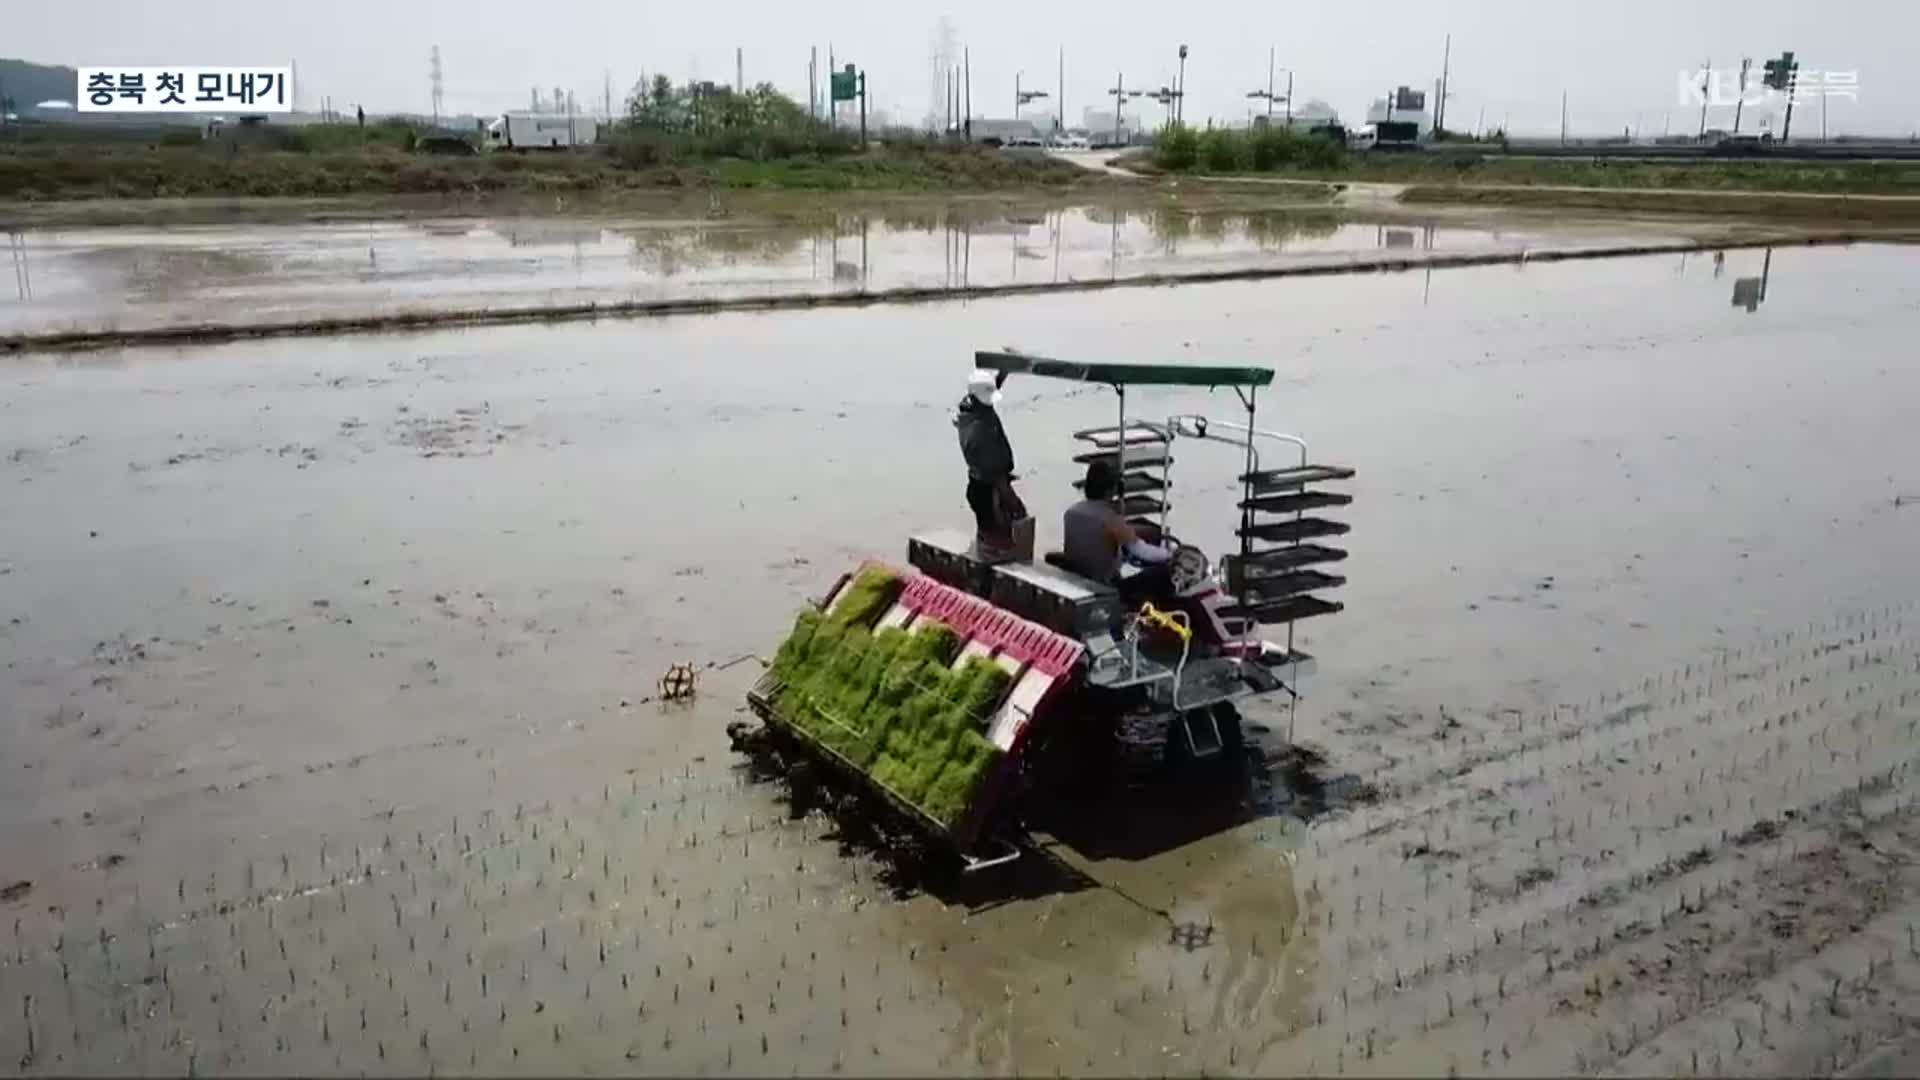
<box><xmin>894</xmin><ymin>660</ymin><xmax>1009</xmax><ymax>805</ymax></box>
<box><xmin>774</xmin><ymin>617</ymin><xmax>850</xmax><ymax>726</ymax></box>
<box><xmin>827</xmin><ymin>565</ymin><xmax>903</xmax><ymax>628</ymax></box>
<box><xmin>866</xmin><ymin>752</ymin><xmax>910</xmax><ymax>795</ymax></box>
<box><xmin>844</xmin><ymin>628</ymin><xmax>923</xmax><ymax>764</ymax></box>
<box><xmin>767</xmin><ymin>608</ymin><xmax>823</xmax><ymax>689</ymax></box>
<box><xmin>798</xmin><ymin>624</ymin><xmax>873</xmax><ymax>745</ymax></box>
<box><xmin>877</xmin><ymin>673</ymin><xmax>950</xmax><ymax>803</ymax></box>
<box><xmin>920</xmin><ymin>731</ymin><xmax>1004</xmax><ymax>829</ymax></box>
<box><xmin>952</xmin><ymin>659</ymin><xmax>1012</xmax><ymax>730</ymax></box>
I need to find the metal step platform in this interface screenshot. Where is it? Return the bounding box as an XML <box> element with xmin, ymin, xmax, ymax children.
<box><xmin>1180</xmin><ymin>710</ymin><xmax>1224</xmax><ymax>758</ymax></box>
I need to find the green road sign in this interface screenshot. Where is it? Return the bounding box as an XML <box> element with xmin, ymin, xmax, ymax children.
<box><xmin>1763</xmin><ymin>51</ymin><xmax>1798</xmax><ymax>91</ymax></box>
<box><xmin>831</xmin><ymin>66</ymin><xmax>858</xmax><ymax>102</ymax></box>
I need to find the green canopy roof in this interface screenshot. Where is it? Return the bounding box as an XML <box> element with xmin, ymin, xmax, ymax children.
<box><xmin>975</xmin><ymin>350</ymin><xmax>1274</xmax><ymax>389</ymax></box>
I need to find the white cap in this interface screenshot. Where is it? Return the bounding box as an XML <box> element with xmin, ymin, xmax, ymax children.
<box><xmin>967</xmin><ymin>368</ymin><xmax>1002</xmax><ymax>406</ymax></box>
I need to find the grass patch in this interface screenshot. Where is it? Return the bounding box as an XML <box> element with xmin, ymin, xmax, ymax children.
<box><xmin>0</xmin><ymin>142</ymin><xmax>1096</xmax><ymax>202</ymax></box>
<box><xmin>767</xmin><ymin>577</ymin><xmax>1009</xmax><ymax>833</ymax></box>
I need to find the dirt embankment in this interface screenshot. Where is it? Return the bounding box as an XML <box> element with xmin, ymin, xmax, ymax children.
<box><xmin>1401</xmin><ymin>183</ymin><xmax>1920</xmax><ymax>224</ymax></box>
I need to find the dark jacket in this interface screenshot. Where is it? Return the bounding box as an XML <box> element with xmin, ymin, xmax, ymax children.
<box><xmin>954</xmin><ymin>395</ymin><xmax>1015</xmax><ymax>482</ymax></box>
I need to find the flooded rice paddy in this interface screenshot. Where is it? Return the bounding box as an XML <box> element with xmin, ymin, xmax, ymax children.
<box><xmin>2</xmin><ymin>241</ymin><xmax>1920</xmax><ymax>1075</ymax></box>
<box><xmin>2</xmin><ymin>207</ymin><xmax>1709</xmax><ymax>337</ymax></box>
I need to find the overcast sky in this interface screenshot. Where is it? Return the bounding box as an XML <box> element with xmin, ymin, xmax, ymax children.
<box><xmin>14</xmin><ymin>0</ymin><xmax>1915</xmax><ymax>136</ymax></box>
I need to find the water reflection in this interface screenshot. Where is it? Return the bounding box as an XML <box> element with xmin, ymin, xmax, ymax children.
<box><xmin>610</xmin><ymin>206</ymin><xmax>1347</xmax><ymax>290</ymax></box>
<box><xmin>2</xmin><ymin>207</ymin><xmax>1633</xmax><ymax>336</ymax></box>
<box><xmin>7</xmin><ymin>231</ymin><xmax>30</xmax><ymax>301</ymax></box>
<box><xmin>1671</xmin><ymin>246</ymin><xmax>1778</xmax><ymax>313</ymax></box>
<box><xmin>1731</xmin><ymin>249</ymin><xmax>1773</xmax><ymax>312</ymax></box>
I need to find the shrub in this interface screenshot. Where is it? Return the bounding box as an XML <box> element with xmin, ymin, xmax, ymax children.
<box><xmin>1155</xmin><ymin>124</ymin><xmax>1199</xmax><ymax>171</ymax></box>
<box><xmin>1199</xmin><ymin>128</ymin><xmax>1245</xmax><ymax>172</ymax></box>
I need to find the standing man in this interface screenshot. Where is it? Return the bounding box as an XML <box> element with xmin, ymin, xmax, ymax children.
<box><xmin>954</xmin><ymin>368</ymin><xmax>1027</xmax><ymax>555</ymax></box>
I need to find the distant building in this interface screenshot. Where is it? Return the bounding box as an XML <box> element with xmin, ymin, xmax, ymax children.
<box><xmin>1016</xmin><ymin>104</ymin><xmax>1057</xmax><ymax>130</ymax></box>
<box><xmin>1251</xmin><ymin>98</ymin><xmax>1342</xmax><ymax>131</ymax></box>
<box><xmin>965</xmin><ymin>117</ymin><xmax>1040</xmax><ymax>144</ymax></box>
<box><xmin>1082</xmin><ymin>107</ymin><xmax>1144</xmax><ymax>143</ymax></box>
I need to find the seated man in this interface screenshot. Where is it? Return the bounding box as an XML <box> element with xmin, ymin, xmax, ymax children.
<box><xmin>1062</xmin><ymin>460</ymin><xmax>1173</xmax><ymax>604</ymax></box>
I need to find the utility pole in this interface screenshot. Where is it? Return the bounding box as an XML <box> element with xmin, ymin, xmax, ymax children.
<box><xmin>429</xmin><ymin>45</ymin><xmax>444</xmax><ymax>127</ymax></box>
<box><xmin>1016</xmin><ymin>72</ymin><xmax>1050</xmax><ymax>129</ymax></box>
<box><xmin>1246</xmin><ymin>51</ymin><xmax>1288</xmax><ymax>125</ymax></box>
<box><xmin>809</xmin><ymin>47</ymin><xmax>817</xmax><ymax>121</ymax></box>
<box><xmin>1111</xmin><ymin>73</ymin><xmax>1125</xmax><ymax>144</ymax></box>
<box><xmin>1437</xmin><ymin>33</ymin><xmax>1451</xmax><ymax>133</ymax></box>
<box><xmin>964</xmin><ymin>47</ymin><xmax>971</xmax><ymax>140</ymax></box>
<box><xmin>1560</xmin><ymin>90</ymin><xmax>1568</xmax><ymax>145</ymax></box>
<box><xmin>1698</xmin><ymin>58</ymin><xmax>1711</xmax><ymax>138</ymax></box>
<box><xmin>736</xmin><ymin>48</ymin><xmax>744</xmax><ymax>95</ymax></box>
<box><xmin>1176</xmin><ymin>44</ymin><xmax>1189</xmax><ymax>125</ymax></box>
<box><xmin>828</xmin><ymin>45</ymin><xmax>836</xmax><ymax>128</ymax></box>
<box><xmin>603</xmin><ymin>69</ymin><xmax>613</xmax><ymax>122</ymax></box>
<box><xmin>1267</xmin><ymin>47</ymin><xmax>1275</xmax><ymax>121</ymax></box>
<box><xmin>1760</xmin><ymin>52</ymin><xmax>1799</xmax><ymax>143</ymax></box>
<box><xmin>1733</xmin><ymin>57</ymin><xmax>1751</xmax><ymax>134</ymax></box>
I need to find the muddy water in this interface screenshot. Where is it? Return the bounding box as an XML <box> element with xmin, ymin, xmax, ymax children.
<box><xmin>1</xmin><ymin>209</ymin><xmax>1682</xmax><ymax>336</ymax></box>
<box><xmin>3</xmin><ymin>243</ymin><xmax>1920</xmax><ymax>1075</ymax></box>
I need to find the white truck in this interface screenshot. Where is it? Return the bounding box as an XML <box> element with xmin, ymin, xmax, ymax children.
<box><xmin>485</xmin><ymin>111</ymin><xmax>599</xmax><ymax>150</ymax></box>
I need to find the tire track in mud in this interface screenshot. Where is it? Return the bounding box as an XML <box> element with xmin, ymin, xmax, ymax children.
<box><xmin>4</xmin><ymin>605</ymin><xmax>1920</xmax><ymax>1076</ymax></box>
<box><xmin>1232</xmin><ymin>602</ymin><xmax>1920</xmax><ymax>1076</ymax></box>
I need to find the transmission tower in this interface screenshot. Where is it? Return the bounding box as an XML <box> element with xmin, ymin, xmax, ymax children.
<box><xmin>429</xmin><ymin>45</ymin><xmax>444</xmax><ymax>126</ymax></box>
<box><xmin>927</xmin><ymin>17</ymin><xmax>958</xmax><ymax>131</ymax></box>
